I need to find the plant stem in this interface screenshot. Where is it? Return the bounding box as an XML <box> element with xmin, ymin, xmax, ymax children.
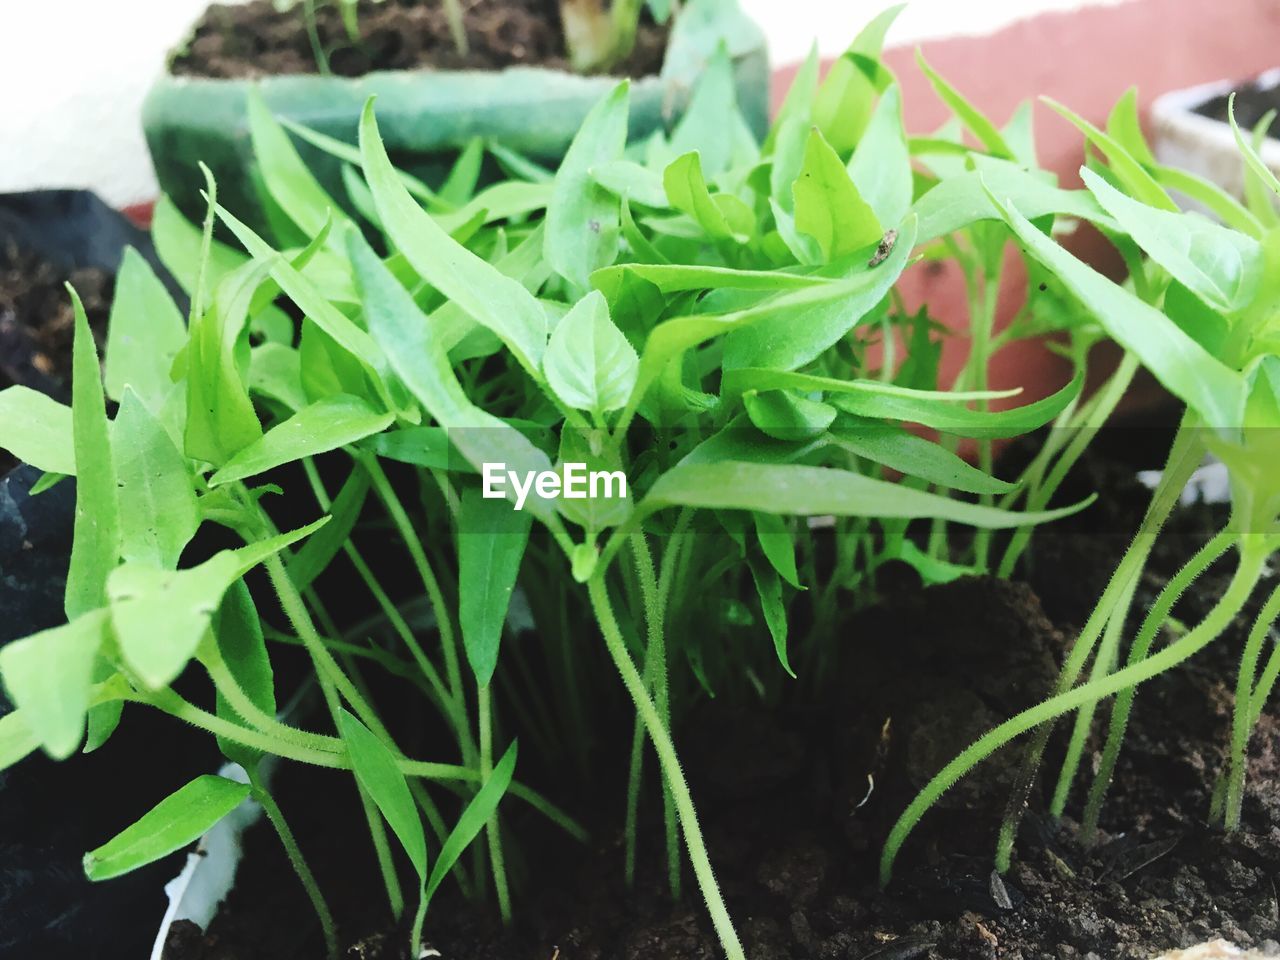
<box><xmin>1081</xmin><ymin>530</ymin><xmax>1235</xmax><ymax>842</ymax></box>
<box><xmin>1248</xmin><ymin>580</ymin><xmax>1280</xmax><ymax>726</ymax></box>
<box><xmin>478</xmin><ymin>684</ymin><xmax>512</xmax><ymax>922</ymax></box>
<box><xmin>302</xmin><ymin>0</ymin><xmax>331</xmax><ymax>75</ymax></box>
<box><xmin>363</xmin><ymin>456</ymin><xmax>473</xmax><ymax>765</ymax></box>
<box><xmin>441</xmin><ymin>0</ymin><xmax>469</xmax><ymax>56</ymax></box>
<box><xmin>587</xmin><ymin>574</ymin><xmax>743</xmax><ymax>960</ymax></box>
<box><xmin>992</xmin><ymin>420</ymin><xmax>1205</xmax><ymax>870</ymax></box>
<box><xmin>1049</xmin><ymin>575</ymin><xmax>1136</xmax><ymax>817</ymax></box>
<box><xmin>630</xmin><ymin>532</ymin><xmax>680</xmax><ymax>897</ymax></box>
<box><xmin>882</xmin><ymin>540</ymin><xmax>1268</xmax><ymax>888</ymax></box>
<box><xmin>250</xmin><ymin>768</ymin><xmax>340</xmax><ymax>958</ymax></box>
<box><xmin>1227</xmin><ymin>573</ymin><xmax>1280</xmax><ymax>829</ymax></box>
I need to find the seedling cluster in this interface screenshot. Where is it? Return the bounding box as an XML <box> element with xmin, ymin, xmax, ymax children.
<box><xmin>1</xmin><ymin>7</ymin><xmax>1278</xmax><ymax>959</ymax></box>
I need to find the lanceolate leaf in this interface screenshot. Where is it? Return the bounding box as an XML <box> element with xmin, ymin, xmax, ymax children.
<box><xmin>423</xmin><ymin>741</ymin><xmax>517</xmax><ymax>904</ymax></box>
<box><xmin>66</xmin><ymin>286</ymin><xmax>121</xmax><ymax>620</ymax></box>
<box><xmin>753</xmin><ymin>511</ymin><xmax>801</xmax><ymax>588</ymax></box>
<box><xmin>0</xmin><ymin>609</ymin><xmax>107</xmax><ymax>759</ymax></box>
<box><xmin>210</xmin><ymin>395</ymin><xmax>395</xmax><ymax>486</ymax></box>
<box><xmin>543</xmin><ymin>291</ymin><xmax>638</xmax><ymax>416</ymax></box>
<box><xmin>640</xmin><ymin>461</ymin><xmax>1090</xmax><ymax>529</ymax></box>
<box><xmin>0</xmin><ymin>386</ymin><xmax>74</xmax><ymax>475</ymax></box>
<box><xmin>747</xmin><ymin>553</ymin><xmax>793</xmax><ymax>678</ymax></box>
<box><xmin>827</xmin><ymin>419</ymin><xmax>1015</xmax><ymax>495</ymax></box>
<box><xmin>287</xmin><ymin>467</ymin><xmax>371</xmax><ymax>591</ymax></box>
<box><xmin>458</xmin><ymin>487</ymin><xmax>533</xmax><ymax>687</ymax></box>
<box><xmin>115</xmin><ymin>389</ymin><xmax>200</xmax><ymax>569</ymax></box>
<box><xmin>849</xmin><ymin>84</ymin><xmax>912</xmax><ymax>228</ymax></box>
<box><xmin>83</xmin><ymin>775</ymin><xmax>251</xmax><ymax>881</ymax></box>
<box><xmin>663</xmin><ymin>152</ymin><xmax>752</xmax><ymax>241</ymax></box>
<box><xmin>1081</xmin><ymin>167</ymin><xmax>1262</xmax><ymax>314</ymax></box>
<box><xmin>995</xmin><ymin>198</ymin><xmax>1246</xmax><ymax>427</ymax></box>
<box><xmin>794</xmin><ymin>128</ymin><xmax>883</xmax><ymax>260</ymax></box>
<box><xmin>359</xmin><ymin>101</ymin><xmax>547</xmax><ymax>375</ymax></box>
<box><xmin>546</xmin><ymin>82</ymin><xmax>629</xmax><ymax>291</ymax></box>
<box><xmin>104</xmin><ymin>248</ymin><xmax>187</xmax><ymax>409</ymax></box>
<box><xmin>916</xmin><ymin>51</ymin><xmax>1012</xmax><ymax>159</ymax></box>
<box><xmin>348</xmin><ymin>230</ymin><xmax>556</xmax><ymax>520</ymax></box>
<box><xmin>338</xmin><ymin>709</ymin><xmax>427</xmax><ymax>878</ymax></box>
<box><xmin>212</xmin><ymin>580</ymin><xmax>275</xmax><ymax>769</ymax></box>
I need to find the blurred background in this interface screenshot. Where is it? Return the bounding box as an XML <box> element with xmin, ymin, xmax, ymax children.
<box><xmin>0</xmin><ymin>0</ymin><xmax>1123</xmax><ymax>207</ymax></box>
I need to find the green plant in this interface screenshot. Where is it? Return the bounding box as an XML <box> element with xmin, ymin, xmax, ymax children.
<box><xmin>0</xmin><ymin>12</ymin><xmax>1172</xmax><ymax>960</ymax></box>
<box><xmin>879</xmin><ymin>92</ymin><xmax>1280</xmax><ymax>887</ymax></box>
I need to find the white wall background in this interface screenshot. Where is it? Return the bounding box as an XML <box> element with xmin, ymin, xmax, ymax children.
<box><xmin>0</xmin><ymin>0</ymin><xmax>1115</xmax><ymax>206</ymax></box>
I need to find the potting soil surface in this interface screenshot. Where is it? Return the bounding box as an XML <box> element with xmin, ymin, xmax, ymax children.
<box><xmin>170</xmin><ymin>0</ymin><xmax>669</xmax><ymax>79</ymax></box>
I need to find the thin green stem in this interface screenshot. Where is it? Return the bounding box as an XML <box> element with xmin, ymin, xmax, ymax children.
<box><xmin>587</xmin><ymin>574</ymin><xmax>743</xmax><ymax>960</ymax></box>
<box><xmin>249</xmin><ymin>768</ymin><xmax>339</xmax><ymax>958</ymax></box>
<box><xmin>1248</xmin><ymin>582</ymin><xmax>1280</xmax><ymax>726</ymax></box>
<box><xmin>883</xmin><ymin>541</ymin><xmax>1268</xmax><ymax>888</ymax></box>
<box><xmin>1081</xmin><ymin>531</ymin><xmax>1235</xmax><ymax>842</ymax></box>
<box><xmin>479</xmin><ymin>684</ymin><xmax>512</xmax><ymax>922</ymax></box>
<box><xmin>1049</xmin><ymin>575</ymin><xmax>1136</xmax><ymax>817</ymax></box>
<box><xmin>302</xmin><ymin>0</ymin><xmax>331</xmax><ymax>74</ymax></box>
<box><xmin>1227</xmin><ymin>577</ymin><xmax>1280</xmax><ymax>829</ymax></box>
<box><xmin>993</xmin><ymin>421</ymin><xmax>1204</xmax><ymax>869</ymax></box>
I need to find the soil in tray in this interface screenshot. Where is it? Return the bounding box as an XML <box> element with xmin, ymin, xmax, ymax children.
<box><xmin>170</xmin><ymin>0</ymin><xmax>669</xmax><ymax>80</ymax></box>
<box><xmin>1194</xmin><ymin>79</ymin><xmax>1280</xmax><ymax>138</ymax></box>
<box><xmin>162</xmin><ymin>444</ymin><xmax>1280</xmax><ymax>960</ymax></box>
<box><xmin>0</xmin><ymin>243</ymin><xmax>111</xmax><ymax>473</ymax></box>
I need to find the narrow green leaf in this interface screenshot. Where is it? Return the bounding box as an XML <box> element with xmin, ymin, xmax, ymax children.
<box><xmin>0</xmin><ymin>386</ymin><xmax>73</xmax><ymax>475</ymax></box>
<box><xmin>359</xmin><ymin>101</ymin><xmax>547</xmax><ymax>374</ymax></box>
<box><xmin>423</xmin><ymin>742</ymin><xmax>516</xmax><ymax>905</ymax></box>
<box><xmin>212</xmin><ymin>580</ymin><xmax>274</xmax><ymax>769</ymax></box>
<box><xmin>640</xmin><ymin>461</ymin><xmax>1090</xmax><ymax>529</ymax></box>
<box><xmin>0</xmin><ymin>609</ymin><xmax>106</xmax><ymax>759</ymax></box>
<box><xmin>361</xmin><ymin>427</ymin><xmax>463</xmax><ymax>472</ymax></box>
<box><xmin>1105</xmin><ymin>88</ymin><xmax>1158</xmax><ymax>167</ymax></box>
<box><xmin>547</xmin><ymin>83</ymin><xmax>629</xmax><ymax>290</ymax></box>
<box><xmin>794</xmin><ymin>128</ymin><xmax>883</xmax><ymax>260</ymax></box>
<box><xmin>210</xmin><ymin>395</ymin><xmax>394</xmax><ymax>487</ymax></box>
<box><xmin>828</xmin><ymin>419</ymin><xmax>1016</xmax><ymax>495</ymax></box>
<box><xmin>347</xmin><ymin>230</ymin><xmax>556</xmax><ymax>519</ymax></box>
<box><xmin>669</xmin><ymin>45</ymin><xmax>743</xmax><ymax>178</ymax></box>
<box><xmin>543</xmin><ymin>291</ymin><xmax>638</xmax><ymax>416</ymax></box>
<box><xmin>247</xmin><ymin>87</ymin><xmax>350</xmax><ymax>240</ymax></box>
<box><xmin>1081</xmin><ymin>166</ymin><xmax>1262</xmax><ymax>313</ymax></box>
<box><xmin>1043</xmin><ymin>98</ymin><xmax>1175</xmax><ymax>211</ymax></box>
<box><xmin>849</xmin><ymin>84</ymin><xmax>912</xmax><ymax>228</ymax></box>
<box><xmin>917</xmin><ymin>51</ymin><xmax>1012</xmax><ymax>158</ymax></box>
<box><xmin>115</xmin><ymin>389</ymin><xmax>199</xmax><ymax>569</ymax></box>
<box><xmin>104</xmin><ymin>248</ymin><xmax>186</xmax><ymax>408</ymax></box>
<box><xmin>439</xmin><ymin>137</ymin><xmax>485</xmax><ymax>207</ymax></box>
<box><xmin>995</xmin><ymin>196</ymin><xmax>1245</xmax><ymax>427</ymax></box>
<box><xmin>287</xmin><ymin>467</ymin><xmax>370</xmax><ymax>590</ymax></box>
<box><xmin>338</xmin><ymin>709</ymin><xmax>427</xmax><ymax>877</ymax></box>
<box><xmin>458</xmin><ymin>488</ymin><xmax>532</xmax><ymax>687</ymax></box>
<box><xmin>753</xmin><ymin>512</ymin><xmax>801</xmax><ymax>588</ymax></box>
<box><xmin>84</xmin><ymin>775</ymin><xmax>251</xmax><ymax>881</ymax></box>
<box><xmin>747</xmin><ymin>553</ymin><xmax>793</xmax><ymax>677</ymax></box>
<box><xmin>66</xmin><ymin>286</ymin><xmax>121</xmax><ymax>619</ymax></box>
<box><xmin>591</xmin><ymin>262</ymin><xmax>830</xmax><ymax>295</ymax></box>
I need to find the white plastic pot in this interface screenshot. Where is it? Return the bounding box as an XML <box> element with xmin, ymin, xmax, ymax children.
<box><xmin>1151</xmin><ymin>69</ymin><xmax>1280</xmax><ymax>200</ymax></box>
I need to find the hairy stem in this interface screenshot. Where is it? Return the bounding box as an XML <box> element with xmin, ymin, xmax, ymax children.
<box><xmin>1081</xmin><ymin>531</ymin><xmax>1235</xmax><ymax>842</ymax></box>
<box><xmin>587</xmin><ymin>573</ymin><xmax>743</xmax><ymax>960</ymax></box>
<box><xmin>992</xmin><ymin>421</ymin><xmax>1204</xmax><ymax>870</ymax></box>
<box><xmin>479</xmin><ymin>684</ymin><xmax>512</xmax><ymax>922</ymax></box>
<box><xmin>1227</xmin><ymin>575</ymin><xmax>1280</xmax><ymax>829</ymax></box>
<box><xmin>882</xmin><ymin>541</ymin><xmax>1268</xmax><ymax>888</ymax></box>
<box><xmin>250</xmin><ymin>768</ymin><xmax>340</xmax><ymax>958</ymax></box>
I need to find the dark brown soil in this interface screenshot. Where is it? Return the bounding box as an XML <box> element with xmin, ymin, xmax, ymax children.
<box><xmin>159</xmin><ymin>440</ymin><xmax>1280</xmax><ymax>960</ymax></box>
<box><xmin>170</xmin><ymin>0</ymin><xmax>669</xmax><ymax>79</ymax></box>
<box><xmin>1194</xmin><ymin>77</ymin><xmax>1280</xmax><ymax>136</ymax></box>
<box><xmin>0</xmin><ymin>244</ymin><xmax>112</xmax><ymax>473</ymax></box>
